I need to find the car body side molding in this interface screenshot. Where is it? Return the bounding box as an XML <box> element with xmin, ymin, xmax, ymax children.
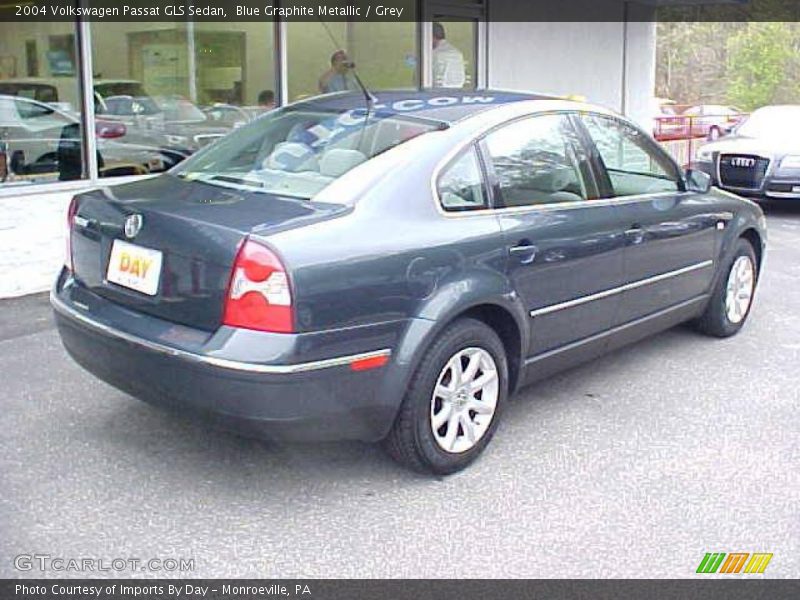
<box><xmin>529</xmin><ymin>260</ymin><xmax>714</xmax><ymax>318</ymax></box>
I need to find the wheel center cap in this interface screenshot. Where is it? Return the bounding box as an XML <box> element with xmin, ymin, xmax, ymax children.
<box><xmin>453</xmin><ymin>388</ymin><xmax>469</xmax><ymax>408</ymax></box>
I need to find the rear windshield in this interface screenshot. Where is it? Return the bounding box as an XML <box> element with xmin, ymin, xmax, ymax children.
<box><xmin>173</xmin><ymin>106</ymin><xmax>444</xmax><ymax>199</ymax></box>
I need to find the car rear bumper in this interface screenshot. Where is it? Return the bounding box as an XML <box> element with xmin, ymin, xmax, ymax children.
<box><xmin>52</xmin><ymin>271</ymin><xmax>402</xmax><ymax>442</ymax></box>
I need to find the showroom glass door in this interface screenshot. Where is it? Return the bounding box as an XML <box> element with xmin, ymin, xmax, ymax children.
<box><xmin>422</xmin><ymin>1</ymin><xmax>486</xmax><ymax>89</ymax></box>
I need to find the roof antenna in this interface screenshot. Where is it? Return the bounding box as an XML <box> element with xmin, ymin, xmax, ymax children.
<box><xmin>317</xmin><ymin>19</ymin><xmax>375</xmax><ymax>112</ymax></box>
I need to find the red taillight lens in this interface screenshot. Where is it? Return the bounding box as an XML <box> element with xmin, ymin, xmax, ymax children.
<box><xmin>95</xmin><ymin>120</ymin><xmax>127</xmax><ymax>139</ymax></box>
<box><xmin>222</xmin><ymin>240</ymin><xmax>293</xmax><ymax>333</ymax></box>
<box><xmin>65</xmin><ymin>196</ymin><xmax>78</xmax><ymax>271</ymax></box>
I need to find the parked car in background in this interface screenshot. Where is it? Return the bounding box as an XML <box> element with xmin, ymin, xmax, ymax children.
<box><xmin>682</xmin><ymin>104</ymin><xmax>744</xmax><ymax>140</ymax></box>
<box><xmin>151</xmin><ymin>95</ymin><xmax>231</xmax><ymax>151</ymax></box>
<box><xmin>53</xmin><ymin>90</ymin><xmax>766</xmax><ymax>474</ymax></box>
<box><xmin>203</xmin><ymin>103</ymin><xmax>269</xmax><ymax>129</ymax></box>
<box><xmin>693</xmin><ymin>105</ymin><xmax>800</xmax><ymax>200</ymax></box>
<box><xmin>651</xmin><ymin>98</ymin><xmax>686</xmax><ymax>141</ymax></box>
<box><xmin>0</xmin><ymin>94</ymin><xmax>166</xmax><ymax>184</ymax></box>
<box><xmin>0</xmin><ymin>78</ymin><xmax>254</xmax><ymax>171</ymax></box>
<box><xmin>0</xmin><ymin>77</ymin><xmax>69</xmax><ymax>110</ymax></box>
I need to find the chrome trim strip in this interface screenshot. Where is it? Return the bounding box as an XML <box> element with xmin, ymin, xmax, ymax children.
<box><xmin>51</xmin><ymin>291</ymin><xmax>391</xmax><ymax>375</ymax></box>
<box><xmin>524</xmin><ymin>295</ymin><xmax>709</xmax><ymax>367</ymax></box>
<box><xmin>765</xmin><ymin>191</ymin><xmax>800</xmax><ymax>199</ymax></box>
<box><xmin>529</xmin><ymin>260</ymin><xmax>714</xmax><ymax>318</ymax></box>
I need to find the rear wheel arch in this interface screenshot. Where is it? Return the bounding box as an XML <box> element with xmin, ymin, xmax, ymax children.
<box><xmin>457</xmin><ymin>303</ymin><xmax>524</xmax><ymax>395</ymax></box>
<box><xmin>408</xmin><ymin>300</ymin><xmax>526</xmax><ymax>396</ymax></box>
<box><xmin>380</xmin><ymin>298</ymin><xmax>526</xmax><ymax>421</ymax></box>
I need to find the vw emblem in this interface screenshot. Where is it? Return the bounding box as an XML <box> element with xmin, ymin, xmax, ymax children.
<box><xmin>124</xmin><ymin>214</ymin><xmax>143</xmax><ymax>239</ymax></box>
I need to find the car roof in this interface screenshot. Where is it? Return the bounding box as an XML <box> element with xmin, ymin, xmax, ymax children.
<box><xmin>751</xmin><ymin>104</ymin><xmax>800</xmax><ymax>114</ymax></box>
<box><xmin>289</xmin><ymin>89</ymin><xmax>560</xmax><ymax>124</ymax></box>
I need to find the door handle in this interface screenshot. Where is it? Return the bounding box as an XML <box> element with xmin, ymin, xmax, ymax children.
<box><xmin>509</xmin><ymin>241</ymin><xmax>537</xmax><ymax>264</ymax></box>
<box><xmin>624</xmin><ymin>224</ymin><xmax>645</xmax><ymax>245</ymax></box>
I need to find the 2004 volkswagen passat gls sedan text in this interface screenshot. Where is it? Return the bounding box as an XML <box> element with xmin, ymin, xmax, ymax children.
<box><xmin>53</xmin><ymin>90</ymin><xmax>767</xmax><ymax>474</ymax></box>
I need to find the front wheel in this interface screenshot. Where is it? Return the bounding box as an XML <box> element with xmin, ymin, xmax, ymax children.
<box><xmin>383</xmin><ymin>318</ymin><xmax>508</xmax><ymax>475</ymax></box>
<box><xmin>695</xmin><ymin>238</ymin><xmax>758</xmax><ymax>337</ymax></box>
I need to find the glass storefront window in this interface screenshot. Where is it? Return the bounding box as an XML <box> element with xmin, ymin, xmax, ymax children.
<box><xmin>286</xmin><ymin>22</ymin><xmax>418</xmax><ymax>101</ymax></box>
<box><xmin>89</xmin><ymin>21</ymin><xmax>276</xmax><ymax>179</ymax></box>
<box><xmin>0</xmin><ymin>20</ymin><xmax>85</xmax><ymax>188</ymax></box>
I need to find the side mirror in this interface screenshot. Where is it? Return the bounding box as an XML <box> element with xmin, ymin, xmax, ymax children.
<box><xmin>685</xmin><ymin>168</ymin><xmax>712</xmax><ymax>193</ymax></box>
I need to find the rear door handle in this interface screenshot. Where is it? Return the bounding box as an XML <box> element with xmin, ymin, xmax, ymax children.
<box><xmin>509</xmin><ymin>241</ymin><xmax>537</xmax><ymax>264</ymax></box>
<box><xmin>625</xmin><ymin>225</ymin><xmax>645</xmax><ymax>244</ymax></box>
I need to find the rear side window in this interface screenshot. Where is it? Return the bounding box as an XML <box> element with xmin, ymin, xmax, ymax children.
<box><xmin>483</xmin><ymin>113</ymin><xmax>590</xmax><ymax>207</ymax></box>
<box><xmin>581</xmin><ymin>114</ymin><xmax>680</xmax><ymax>196</ymax></box>
<box><xmin>438</xmin><ymin>147</ymin><xmax>488</xmax><ymax>212</ymax></box>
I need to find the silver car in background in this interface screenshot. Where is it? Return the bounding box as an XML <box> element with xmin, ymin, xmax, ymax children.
<box><xmin>693</xmin><ymin>105</ymin><xmax>800</xmax><ymax>200</ymax></box>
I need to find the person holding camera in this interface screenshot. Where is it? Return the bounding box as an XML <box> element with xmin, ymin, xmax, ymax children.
<box><xmin>318</xmin><ymin>50</ymin><xmax>358</xmax><ymax>94</ymax></box>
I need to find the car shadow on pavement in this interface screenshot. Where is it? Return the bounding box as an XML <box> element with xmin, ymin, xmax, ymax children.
<box><xmin>93</xmin><ymin>393</ymin><xmax>426</xmax><ymax>486</ymax></box>
<box><xmin>86</xmin><ymin>322</ymin><xmax>714</xmax><ymax>491</ymax></box>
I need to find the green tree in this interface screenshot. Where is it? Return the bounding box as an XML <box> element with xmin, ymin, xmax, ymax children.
<box><xmin>726</xmin><ymin>22</ymin><xmax>799</xmax><ymax>110</ymax></box>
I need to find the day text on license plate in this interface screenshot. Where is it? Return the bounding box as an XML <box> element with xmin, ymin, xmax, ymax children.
<box><xmin>106</xmin><ymin>239</ymin><xmax>162</xmax><ymax>296</ymax></box>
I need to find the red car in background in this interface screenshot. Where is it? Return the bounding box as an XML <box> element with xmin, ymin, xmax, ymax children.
<box><xmin>681</xmin><ymin>104</ymin><xmax>745</xmax><ymax>140</ymax></box>
<box><xmin>652</xmin><ymin>100</ymin><xmax>687</xmax><ymax>141</ymax></box>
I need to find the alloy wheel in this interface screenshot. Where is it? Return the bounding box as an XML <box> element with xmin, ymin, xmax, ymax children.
<box><xmin>430</xmin><ymin>347</ymin><xmax>499</xmax><ymax>454</ymax></box>
<box><xmin>725</xmin><ymin>255</ymin><xmax>755</xmax><ymax>324</ymax></box>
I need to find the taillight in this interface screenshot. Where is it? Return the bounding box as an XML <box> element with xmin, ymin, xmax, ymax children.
<box><xmin>95</xmin><ymin>120</ymin><xmax>127</xmax><ymax>139</ymax></box>
<box><xmin>65</xmin><ymin>196</ymin><xmax>78</xmax><ymax>271</ymax></box>
<box><xmin>222</xmin><ymin>239</ymin><xmax>293</xmax><ymax>333</ymax></box>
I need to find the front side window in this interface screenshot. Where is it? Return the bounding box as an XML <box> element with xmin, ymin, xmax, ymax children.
<box><xmin>581</xmin><ymin>114</ymin><xmax>680</xmax><ymax>196</ymax></box>
<box><xmin>438</xmin><ymin>146</ymin><xmax>487</xmax><ymax>212</ymax></box>
<box><xmin>484</xmin><ymin>113</ymin><xmax>590</xmax><ymax>207</ymax></box>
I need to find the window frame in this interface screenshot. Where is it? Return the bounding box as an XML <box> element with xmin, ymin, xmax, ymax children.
<box><xmin>435</xmin><ymin>142</ymin><xmax>493</xmax><ymax>213</ymax></box>
<box><xmin>477</xmin><ymin>111</ymin><xmax>600</xmax><ymax>210</ymax></box>
<box><xmin>574</xmin><ymin>111</ymin><xmax>687</xmax><ymax>200</ymax></box>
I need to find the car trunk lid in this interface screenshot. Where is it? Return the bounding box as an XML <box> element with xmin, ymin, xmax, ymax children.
<box><xmin>70</xmin><ymin>174</ymin><xmax>346</xmax><ymax>331</ymax></box>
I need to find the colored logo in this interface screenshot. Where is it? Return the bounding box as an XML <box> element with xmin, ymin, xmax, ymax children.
<box><xmin>696</xmin><ymin>552</ymin><xmax>773</xmax><ymax>574</ymax></box>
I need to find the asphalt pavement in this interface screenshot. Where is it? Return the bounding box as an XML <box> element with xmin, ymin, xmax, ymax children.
<box><xmin>1</xmin><ymin>204</ymin><xmax>798</xmax><ymax>579</ymax></box>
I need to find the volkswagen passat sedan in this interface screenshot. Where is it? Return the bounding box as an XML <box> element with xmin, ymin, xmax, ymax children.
<box><xmin>693</xmin><ymin>105</ymin><xmax>800</xmax><ymax>200</ymax></box>
<box><xmin>53</xmin><ymin>90</ymin><xmax>767</xmax><ymax>474</ymax></box>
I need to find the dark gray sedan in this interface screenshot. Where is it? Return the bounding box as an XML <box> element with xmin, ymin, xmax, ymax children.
<box><xmin>52</xmin><ymin>90</ymin><xmax>767</xmax><ymax>474</ymax></box>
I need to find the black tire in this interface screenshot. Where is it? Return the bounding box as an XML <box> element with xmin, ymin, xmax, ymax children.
<box><xmin>695</xmin><ymin>238</ymin><xmax>758</xmax><ymax>338</ymax></box>
<box><xmin>383</xmin><ymin>318</ymin><xmax>508</xmax><ymax>475</ymax></box>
